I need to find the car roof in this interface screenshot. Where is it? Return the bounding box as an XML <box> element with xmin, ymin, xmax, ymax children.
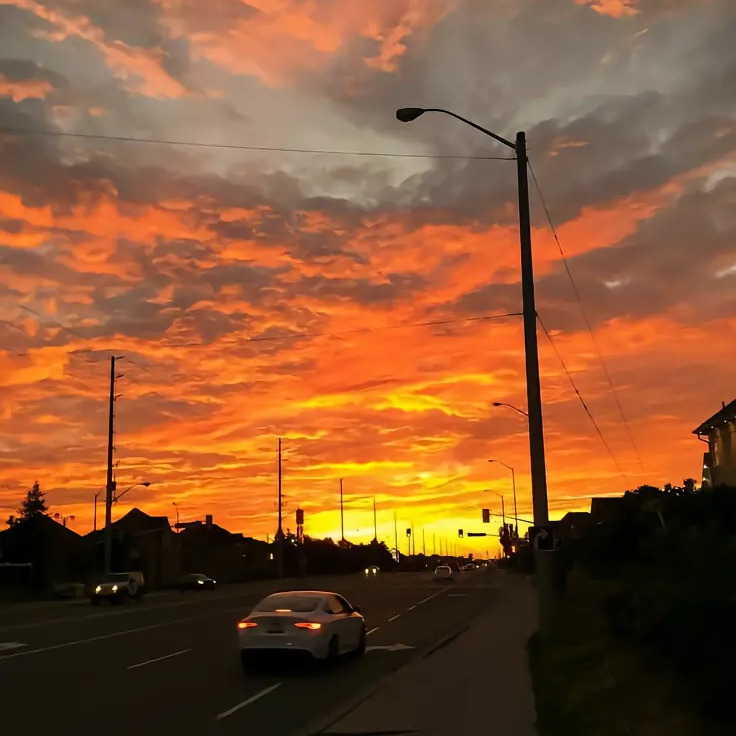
<box><xmin>264</xmin><ymin>590</ymin><xmax>332</xmax><ymax>598</ymax></box>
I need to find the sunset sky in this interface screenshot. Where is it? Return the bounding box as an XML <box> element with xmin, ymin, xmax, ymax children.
<box><xmin>1</xmin><ymin>0</ymin><xmax>735</xmax><ymax>555</ymax></box>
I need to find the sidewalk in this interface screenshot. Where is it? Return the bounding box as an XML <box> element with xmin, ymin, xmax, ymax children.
<box><xmin>308</xmin><ymin>572</ymin><xmax>538</xmax><ymax>736</ymax></box>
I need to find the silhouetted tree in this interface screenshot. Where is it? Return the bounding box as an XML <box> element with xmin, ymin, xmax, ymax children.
<box><xmin>16</xmin><ymin>481</ymin><xmax>49</xmax><ymax>521</ymax></box>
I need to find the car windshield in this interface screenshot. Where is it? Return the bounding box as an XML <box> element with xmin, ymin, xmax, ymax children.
<box><xmin>253</xmin><ymin>594</ymin><xmax>321</xmax><ymax>613</ymax></box>
<box><xmin>102</xmin><ymin>573</ymin><xmax>129</xmax><ymax>583</ymax></box>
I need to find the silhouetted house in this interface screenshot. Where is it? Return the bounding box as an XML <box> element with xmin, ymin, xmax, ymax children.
<box><xmin>85</xmin><ymin>508</ymin><xmax>180</xmax><ymax>587</ymax></box>
<box><xmin>693</xmin><ymin>399</ymin><xmax>736</xmax><ymax>488</ymax></box>
<box><xmin>552</xmin><ymin>511</ymin><xmax>592</xmax><ymax>542</ymax></box>
<box><xmin>178</xmin><ymin>516</ymin><xmax>270</xmax><ymax>582</ymax></box>
<box><xmin>590</xmin><ymin>497</ymin><xmax>626</xmax><ymax>522</ymax></box>
<box><xmin>0</xmin><ymin>514</ymin><xmax>85</xmax><ymax>594</ymax></box>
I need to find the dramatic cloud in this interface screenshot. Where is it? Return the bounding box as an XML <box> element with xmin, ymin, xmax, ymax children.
<box><xmin>0</xmin><ymin>0</ymin><xmax>735</xmax><ymax>552</ymax></box>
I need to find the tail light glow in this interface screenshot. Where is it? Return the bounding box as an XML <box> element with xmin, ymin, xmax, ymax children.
<box><xmin>237</xmin><ymin>621</ymin><xmax>258</xmax><ymax>629</ymax></box>
<box><xmin>294</xmin><ymin>622</ymin><xmax>322</xmax><ymax>630</ymax></box>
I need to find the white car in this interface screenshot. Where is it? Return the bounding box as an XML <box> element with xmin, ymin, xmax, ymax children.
<box><xmin>237</xmin><ymin>590</ymin><xmax>366</xmax><ymax>666</ymax></box>
<box><xmin>433</xmin><ymin>565</ymin><xmax>455</xmax><ymax>582</ymax></box>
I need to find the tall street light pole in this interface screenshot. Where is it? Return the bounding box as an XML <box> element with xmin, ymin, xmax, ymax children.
<box><xmin>397</xmin><ymin>107</ymin><xmax>552</xmax><ymax>630</ymax></box>
<box><xmin>103</xmin><ymin>355</ymin><xmax>124</xmax><ymax>574</ymax></box>
<box><xmin>372</xmin><ymin>497</ymin><xmax>378</xmax><ymax>543</ymax></box>
<box><xmin>339</xmin><ymin>478</ymin><xmax>345</xmax><ymax>543</ymax></box>
<box><xmin>489</xmin><ymin>459</ymin><xmax>519</xmax><ymax>536</ymax></box>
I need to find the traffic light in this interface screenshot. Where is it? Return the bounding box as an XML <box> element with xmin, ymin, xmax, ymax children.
<box><xmin>458</xmin><ymin>529</ymin><xmax>464</xmax><ymax>538</ymax></box>
<box><xmin>482</xmin><ymin>508</ymin><xmax>490</xmax><ymax>524</ymax></box>
<box><xmin>406</xmin><ymin>528</ymin><xmax>412</xmax><ymax>537</ymax></box>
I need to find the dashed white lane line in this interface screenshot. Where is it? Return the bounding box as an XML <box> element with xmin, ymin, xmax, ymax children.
<box><xmin>126</xmin><ymin>648</ymin><xmax>190</xmax><ymax>670</ymax></box>
<box><xmin>416</xmin><ymin>589</ymin><xmax>446</xmax><ymax>606</ymax></box>
<box><xmin>0</xmin><ymin>614</ymin><xmax>203</xmax><ymax>662</ymax></box>
<box><xmin>366</xmin><ymin>627</ymin><xmax>379</xmax><ymax>636</ymax></box>
<box><xmin>407</xmin><ymin>605</ymin><xmax>416</xmax><ymax>611</ymax></box>
<box><xmin>388</xmin><ymin>614</ymin><xmax>401</xmax><ymax>622</ymax></box>
<box><xmin>216</xmin><ymin>683</ymin><xmax>282</xmax><ymax>721</ymax></box>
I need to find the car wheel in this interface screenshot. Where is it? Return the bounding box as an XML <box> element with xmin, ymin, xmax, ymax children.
<box><xmin>353</xmin><ymin>628</ymin><xmax>366</xmax><ymax>658</ymax></box>
<box><xmin>327</xmin><ymin>635</ymin><xmax>339</xmax><ymax>661</ymax></box>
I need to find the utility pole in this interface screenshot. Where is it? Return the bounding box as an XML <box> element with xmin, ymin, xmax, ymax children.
<box><xmin>433</xmin><ymin>533</ymin><xmax>436</xmax><ymax>556</ymax></box>
<box><xmin>501</xmin><ymin>495</ymin><xmax>506</xmax><ymax>529</ymax></box>
<box><xmin>411</xmin><ymin>522</ymin><xmax>415</xmax><ymax>556</ymax></box>
<box><xmin>93</xmin><ymin>490</ymin><xmax>100</xmax><ymax>532</ymax></box>
<box><xmin>511</xmin><ymin>466</ymin><xmax>519</xmax><ymax>536</ymax></box>
<box><xmin>422</xmin><ymin>528</ymin><xmax>426</xmax><ymax>556</ymax></box>
<box><xmin>394</xmin><ymin>512</ymin><xmax>399</xmax><ymax>560</ymax></box>
<box><xmin>372</xmin><ymin>497</ymin><xmax>378</xmax><ymax>543</ymax></box>
<box><xmin>276</xmin><ymin>437</ymin><xmax>284</xmax><ymax>579</ymax></box>
<box><xmin>103</xmin><ymin>356</ymin><xmax>120</xmax><ymax>574</ymax></box>
<box><xmin>339</xmin><ymin>478</ymin><xmax>345</xmax><ymax>542</ymax></box>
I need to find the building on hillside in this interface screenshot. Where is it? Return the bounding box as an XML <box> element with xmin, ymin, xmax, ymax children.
<box><xmin>177</xmin><ymin>515</ymin><xmax>271</xmax><ymax>582</ymax></box>
<box><xmin>85</xmin><ymin>508</ymin><xmax>180</xmax><ymax>587</ymax></box>
<box><xmin>0</xmin><ymin>514</ymin><xmax>85</xmax><ymax>594</ymax></box>
<box><xmin>692</xmin><ymin>399</ymin><xmax>736</xmax><ymax>488</ymax></box>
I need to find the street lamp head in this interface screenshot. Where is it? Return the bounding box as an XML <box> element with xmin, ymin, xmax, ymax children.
<box><xmin>488</xmin><ymin>459</ymin><xmax>496</xmax><ymax>464</ymax></box>
<box><xmin>492</xmin><ymin>402</ymin><xmax>503</xmax><ymax>407</ymax></box>
<box><xmin>396</xmin><ymin>107</ymin><xmax>425</xmax><ymax>123</ymax></box>
<box><xmin>140</xmin><ymin>482</ymin><xmax>152</xmax><ymax>488</ymax></box>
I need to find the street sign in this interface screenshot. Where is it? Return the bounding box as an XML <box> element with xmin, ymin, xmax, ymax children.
<box><xmin>295</xmin><ymin>508</ymin><xmax>304</xmax><ymax>525</ymax></box>
<box><xmin>530</xmin><ymin>526</ymin><xmax>553</xmax><ymax>550</ymax></box>
<box><xmin>482</xmin><ymin>509</ymin><xmax>490</xmax><ymax>524</ymax></box>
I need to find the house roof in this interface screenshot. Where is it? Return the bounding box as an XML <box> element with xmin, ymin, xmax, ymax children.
<box><xmin>692</xmin><ymin>399</ymin><xmax>736</xmax><ymax>435</ymax></box>
<box><xmin>84</xmin><ymin>508</ymin><xmax>171</xmax><ymax>540</ymax></box>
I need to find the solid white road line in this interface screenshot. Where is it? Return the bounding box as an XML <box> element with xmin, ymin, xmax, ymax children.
<box><xmin>0</xmin><ymin>614</ymin><xmax>203</xmax><ymax>662</ymax></box>
<box><xmin>216</xmin><ymin>683</ymin><xmax>282</xmax><ymax>721</ymax></box>
<box><xmin>388</xmin><ymin>614</ymin><xmax>401</xmax><ymax>622</ymax></box>
<box><xmin>126</xmin><ymin>649</ymin><xmax>190</xmax><ymax>670</ymax></box>
<box><xmin>366</xmin><ymin>627</ymin><xmax>379</xmax><ymax>636</ymax></box>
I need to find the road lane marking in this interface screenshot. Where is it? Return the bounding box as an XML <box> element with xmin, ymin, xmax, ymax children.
<box><xmin>0</xmin><ymin>614</ymin><xmax>203</xmax><ymax>662</ymax></box>
<box><xmin>406</xmin><ymin>605</ymin><xmax>416</xmax><ymax>611</ymax></box>
<box><xmin>416</xmin><ymin>589</ymin><xmax>445</xmax><ymax>606</ymax></box>
<box><xmin>126</xmin><ymin>648</ymin><xmax>190</xmax><ymax>670</ymax></box>
<box><xmin>366</xmin><ymin>627</ymin><xmax>379</xmax><ymax>636</ymax></box>
<box><xmin>0</xmin><ymin>642</ymin><xmax>26</xmax><ymax>651</ymax></box>
<box><xmin>216</xmin><ymin>683</ymin><xmax>282</xmax><ymax>721</ymax></box>
<box><xmin>388</xmin><ymin>614</ymin><xmax>401</xmax><ymax>622</ymax></box>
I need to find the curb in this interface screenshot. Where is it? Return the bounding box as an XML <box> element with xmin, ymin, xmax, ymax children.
<box><xmin>289</xmin><ymin>592</ymin><xmax>495</xmax><ymax>736</ymax></box>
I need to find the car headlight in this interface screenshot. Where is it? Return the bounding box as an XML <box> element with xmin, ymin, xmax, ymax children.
<box><xmin>95</xmin><ymin>585</ymin><xmax>101</xmax><ymax>594</ymax></box>
<box><xmin>197</xmin><ymin>580</ymin><xmax>204</xmax><ymax>585</ymax></box>
<box><xmin>112</xmin><ymin>585</ymin><xmax>118</xmax><ymax>592</ymax></box>
<box><xmin>364</xmin><ymin>568</ymin><xmax>369</xmax><ymax>574</ymax></box>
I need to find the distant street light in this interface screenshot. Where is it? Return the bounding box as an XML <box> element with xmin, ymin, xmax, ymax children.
<box><xmin>488</xmin><ymin>459</ymin><xmax>519</xmax><ymax>535</ymax></box>
<box><xmin>397</xmin><ymin>106</ymin><xmax>552</xmax><ymax>632</ymax></box>
<box><xmin>492</xmin><ymin>401</ymin><xmax>529</xmax><ymax>418</ymax></box>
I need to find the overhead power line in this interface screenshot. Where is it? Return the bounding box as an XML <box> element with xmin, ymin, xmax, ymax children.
<box><xmin>528</xmin><ymin>161</ymin><xmax>645</xmax><ymax>472</ymax></box>
<box><xmin>0</xmin><ymin>125</ymin><xmax>516</xmax><ymax>162</ymax></box>
<box><xmin>537</xmin><ymin>311</ymin><xmax>628</xmax><ymax>483</ymax></box>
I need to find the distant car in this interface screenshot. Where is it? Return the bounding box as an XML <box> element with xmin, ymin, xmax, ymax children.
<box><xmin>178</xmin><ymin>573</ymin><xmax>216</xmax><ymax>591</ymax></box>
<box><xmin>91</xmin><ymin>571</ymin><xmax>145</xmax><ymax>604</ymax></box>
<box><xmin>433</xmin><ymin>565</ymin><xmax>455</xmax><ymax>582</ymax></box>
<box><xmin>364</xmin><ymin>565</ymin><xmax>380</xmax><ymax>576</ymax></box>
<box><xmin>237</xmin><ymin>590</ymin><xmax>366</xmax><ymax>667</ymax></box>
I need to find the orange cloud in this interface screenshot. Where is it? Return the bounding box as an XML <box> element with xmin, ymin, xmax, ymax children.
<box><xmin>0</xmin><ymin>73</ymin><xmax>53</xmax><ymax>101</ymax></box>
<box><xmin>157</xmin><ymin>0</ymin><xmax>458</xmax><ymax>86</ymax></box>
<box><xmin>574</xmin><ymin>0</ymin><xmax>640</xmax><ymax>17</ymax></box>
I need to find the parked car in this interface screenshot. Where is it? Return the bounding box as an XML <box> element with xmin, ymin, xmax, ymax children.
<box><xmin>237</xmin><ymin>590</ymin><xmax>366</xmax><ymax>668</ymax></box>
<box><xmin>91</xmin><ymin>571</ymin><xmax>145</xmax><ymax>604</ymax></box>
<box><xmin>178</xmin><ymin>573</ymin><xmax>216</xmax><ymax>591</ymax></box>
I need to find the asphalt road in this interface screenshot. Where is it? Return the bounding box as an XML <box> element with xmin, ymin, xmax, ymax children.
<box><xmin>0</xmin><ymin>570</ymin><xmax>500</xmax><ymax>736</ymax></box>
